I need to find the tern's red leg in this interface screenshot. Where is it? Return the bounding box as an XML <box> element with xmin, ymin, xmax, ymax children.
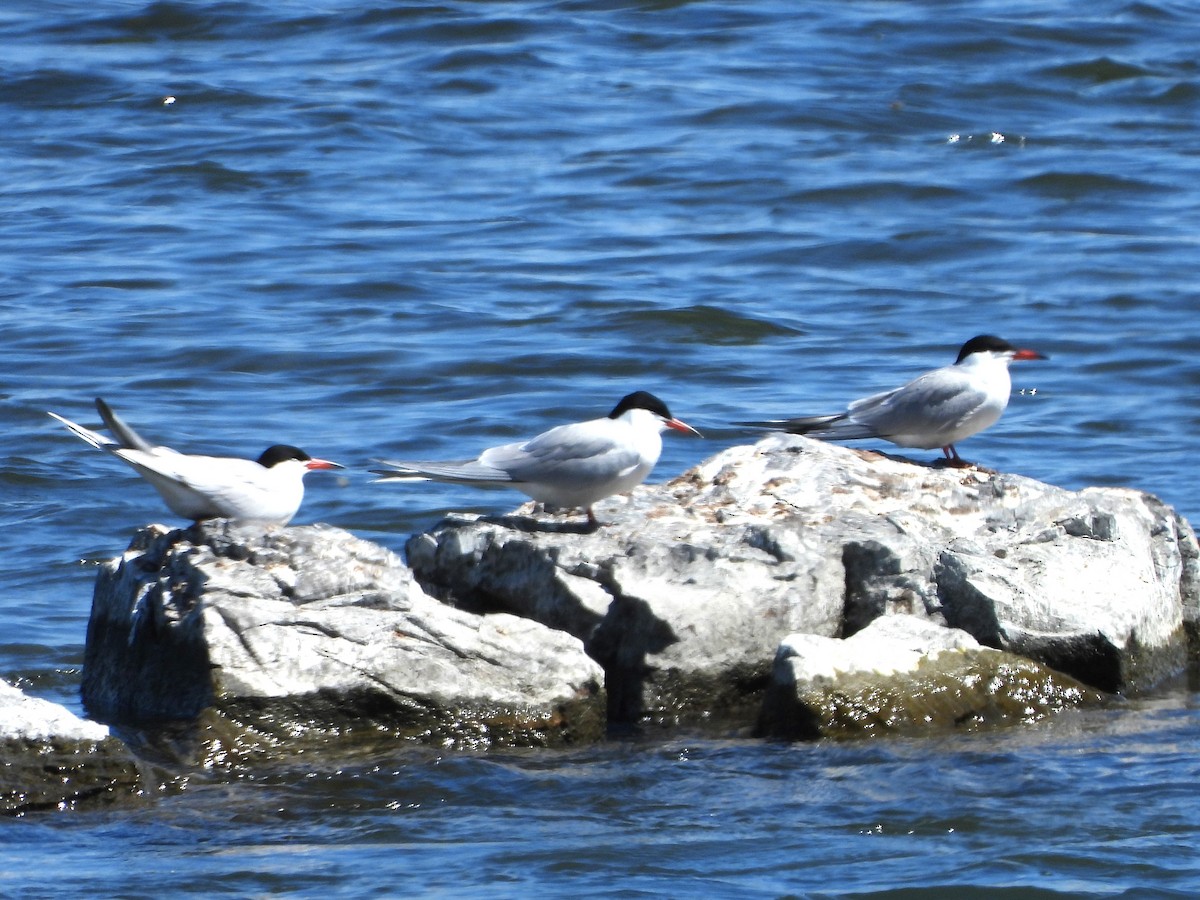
<box><xmin>941</xmin><ymin>444</ymin><xmax>973</xmax><ymax>469</ymax></box>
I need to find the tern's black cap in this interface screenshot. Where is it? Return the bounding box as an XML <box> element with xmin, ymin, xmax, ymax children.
<box><xmin>256</xmin><ymin>445</ymin><xmax>312</xmax><ymax>468</ymax></box>
<box><xmin>608</xmin><ymin>391</ymin><xmax>673</xmax><ymax>420</ymax></box>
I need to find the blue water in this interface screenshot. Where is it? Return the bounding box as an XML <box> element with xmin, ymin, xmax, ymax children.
<box><xmin>3</xmin><ymin>0</ymin><xmax>1200</xmax><ymax>894</ymax></box>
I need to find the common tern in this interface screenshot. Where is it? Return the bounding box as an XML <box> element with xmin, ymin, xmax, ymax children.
<box><xmin>738</xmin><ymin>334</ymin><xmax>1046</xmax><ymax>466</ymax></box>
<box><xmin>372</xmin><ymin>390</ymin><xmax>701</xmax><ymax>525</ymax></box>
<box><xmin>48</xmin><ymin>398</ymin><xmax>341</xmax><ymax>524</ymax></box>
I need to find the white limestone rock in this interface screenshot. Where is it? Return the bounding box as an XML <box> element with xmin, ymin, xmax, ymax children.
<box><xmin>0</xmin><ymin>680</ymin><xmax>142</xmax><ymax>814</ymax></box>
<box><xmin>82</xmin><ymin>521</ymin><xmax>606</xmax><ymax>761</ymax></box>
<box><xmin>0</xmin><ymin>681</ymin><xmax>109</xmax><ymax>743</ymax></box>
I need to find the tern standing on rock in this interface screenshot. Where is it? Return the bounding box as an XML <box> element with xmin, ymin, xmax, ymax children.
<box><xmin>737</xmin><ymin>334</ymin><xmax>1046</xmax><ymax>467</ymax></box>
<box><xmin>373</xmin><ymin>390</ymin><xmax>701</xmax><ymax>526</ymax></box>
<box><xmin>49</xmin><ymin>398</ymin><xmax>342</xmax><ymax>524</ymax></box>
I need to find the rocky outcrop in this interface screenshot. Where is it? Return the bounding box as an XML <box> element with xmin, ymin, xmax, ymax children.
<box><xmin>0</xmin><ymin>680</ymin><xmax>143</xmax><ymax>815</ymax></box>
<box><xmin>408</xmin><ymin>435</ymin><xmax>1197</xmax><ymax>731</ymax></box>
<box><xmin>82</xmin><ymin>522</ymin><xmax>606</xmax><ymax>764</ymax></box>
<box><xmin>73</xmin><ymin>435</ymin><xmax>1198</xmax><ymax>759</ymax></box>
<box><xmin>758</xmin><ymin>614</ymin><xmax>1104</xmax><ymax>739</ymax></box>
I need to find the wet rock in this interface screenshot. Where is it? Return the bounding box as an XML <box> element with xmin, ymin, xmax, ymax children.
<box><xmin>82</xmin><ymin>522</ymin><xmax>605</xmax><ymax>763</ymax></box>
<box><xmin>407</xmin><ymin>435</ymin><xmax>1196</xmax><ymax>730</ymax></box>
<box><xmin>0</xmin><ymin>680</ymin><xmax>143</xmax><ymax>814</ymax></box>
<box><xmin>1175</xmin><ymin>514</ymin><xmax>1200</xmax><ymax>661</ymax></box>
<box><xmin>758</xmin><ymin>615</ymin><xmax>1104</xmax><ymax>739</ymax></box>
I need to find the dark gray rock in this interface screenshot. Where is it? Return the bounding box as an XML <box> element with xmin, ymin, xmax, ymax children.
<box><xmin>0</xmin><ymin>680</ymin><xmax>143</xmax><ymax>815</ymax></box>
<box><xmin>83</xmin><ymin>521</ymin><xmax>606</xmax><ymax>763</ymax></box>
<box><xmin>408</xmin><ymin>435</ymin><xmax>1196</xmax><ymax>733</ymax></box>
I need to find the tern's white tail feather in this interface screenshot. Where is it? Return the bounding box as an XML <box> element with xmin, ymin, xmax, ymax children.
<box><xmin>737</xmin><ymin>414</ymin><xmax>878</xmax><ymax>440</ymax></box>
<box><xmin>50</xmin><ymin>398</ymin><xmax>159</xmax><ymax>455</ymax></box>
<box><xmin>371</xmin><ymin>459</ymin><xmax>516</xmax><ymax>484</ymax></box>
<box><xmin>763</xmin><ymin>416</ymin><xmax>880</xmax><ymax>441</ymax></box>
<box><xmin>47</xmin><ymin>411</ymin><xmax>116</xmax><ymax>452</ymax></box>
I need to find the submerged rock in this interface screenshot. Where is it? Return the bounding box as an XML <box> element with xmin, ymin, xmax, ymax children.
<box><xmin>0</xmin><ymin>680</ymin><xmax>143</xmax><ymax>814</ymax></box>
<box><xmin>408</xmin><ymin>435</ymin><xmax>1197</xmax><ymax>733</ymax></box>
<box><xmin>759</xmin><ymin>615</ymin><xmax>1104</xmax><ymax>739</ymax></box>
<box><xmin>82</xmin><ymin>522</ymin><xmax>605</xmax><ymax>764</ymax></box>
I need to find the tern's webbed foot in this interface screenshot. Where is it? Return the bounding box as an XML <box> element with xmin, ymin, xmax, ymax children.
<box><xmin>936</xmin><ymin>456</ymin><xmax>975</xmax><ymax>470</ymax></box>
<box><xmin>933</xmin><ymin>457</ymin><xmax>997</xmax><ymax>474</ymax></box>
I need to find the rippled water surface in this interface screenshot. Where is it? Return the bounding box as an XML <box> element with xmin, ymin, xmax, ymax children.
<box><xmin>3</xmin><ymin>0</ymin><xmax>1200</xmax><ymax>894</ymax></box>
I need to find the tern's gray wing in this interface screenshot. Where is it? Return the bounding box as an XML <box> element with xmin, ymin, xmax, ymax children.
<box><xmin>373</xmin><ymin>419</ymin><xmax>644</xmax><ymax>488</ymax></box>
<box><xmin>845</xmin><ymin>367</ymin><xmax>986</xmax><ymax>437</ymax></box>
<box><xmin>482</xmin><ymin>420</ymin><xmax>643</xmax><ymax>486</ymax></box>
<box><xmin>136</xmin><ymin>454</ymin><xmax>270</xmax><ymax>500</ymax></box>
<box><xmin>109</xmin><ymin>450</ymin><xmax>300</xmax><ymax>521</ymax></box>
